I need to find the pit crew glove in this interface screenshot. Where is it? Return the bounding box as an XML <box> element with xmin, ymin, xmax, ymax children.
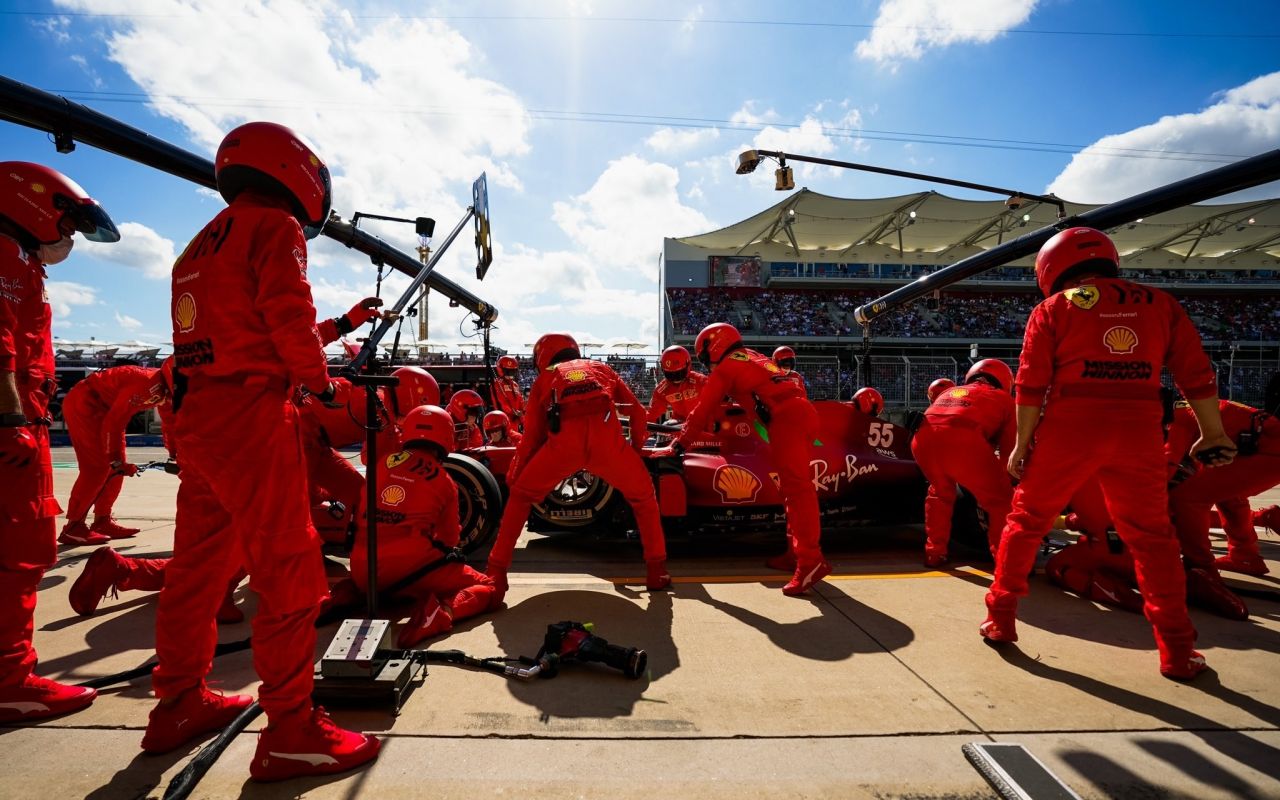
<box><xmin>0</xmin><ymin>426</ymin><xmax>37</xmax><ymax>469</ymax></box>
<box><xmin>315</xmin><ymin>381</ymin><xmax>348</xmax><ymax>409</ymax></box>
<box><xmin>333</xmin><ymin>297</ymin><xmax>384</xmax><ymax>335</ymax></box>
<box><xmin>112</xmin><ymin>461</ymin><xmax>141</xmax><ymax>477</ymax></box>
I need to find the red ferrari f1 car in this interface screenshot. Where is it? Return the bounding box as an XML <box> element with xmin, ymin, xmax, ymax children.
<box><xmin>442</xmin><ymin>400</ymin><xmax>984</xmax><ymax>556</ymax></box>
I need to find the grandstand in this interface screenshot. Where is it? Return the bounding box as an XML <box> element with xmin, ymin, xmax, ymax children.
<box><xmin>662</xmin><ymin>188</ymin><xmax>1280</xmax><ymax>409</ymax></box>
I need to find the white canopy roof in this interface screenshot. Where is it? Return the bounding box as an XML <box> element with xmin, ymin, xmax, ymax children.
<box><xmin>671</xmin><ymin>189</ymin><xmax>1280</xmax><ymax>269</ymax></box>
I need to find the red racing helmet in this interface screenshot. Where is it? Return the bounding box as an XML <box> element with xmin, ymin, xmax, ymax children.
<box><xmin>446</xmin><ymin>388</ymin><xmax>485</xmax><ymax>421</ymax></box>
<box><xmin>215</xmin><ymin>121</ymin><xmax>332</xmax><ymax>239</ymax></box>
<box><xmin>533</xmin><ymin>332</ymin><xmax>580</xmax><ymax>371</ymax></box>
<box><xmin>694</xmin><ymin>322</ymin><xmax>743</xmax><ymax>369</ymax></box>
<box><xmin>853</xmin><ymin>387</ymin><xmax>884</xmax><ymax>417</ymax></box>
<box><xmin>926</xmin><ymin>377</ymin><xmax>955</xmax><ymax>403</ymax></box>
<box><xmin>0</xmin><ymin>161</ymin><xmax>120</xmax><ymax>245</ymax></box>
<box><xmin>966</xmin><ymin>359</ymin><xmax>1014</xmax><ymax>393</ymax></box>
<box><xmin>660</xmin><ymin>345</ymin><xmax>691</xmax><ymax>382</ymax></box>
<box><xmin>772</xmin><ymin>345</ymin><xmax>796</xmax><ymax>370</ymax></box>
<box><xmin>1034</xmin><ymin>227</ymin><xmax>1119</xmax><ymax>297</ymax></box>
<box><xmin>390</xmin><ymin>366</ymin><xmax>440</xmax><ymax>417</ymax></box>
<box><xmin>483</xmin><ymin>410</ymin><xmax>512</xmax><ymax>437</ymax></box>
<box><xmin>399</xmin><ymin>404</ymin><xmax>454</xmax><ymax>455</ymax></box>
<box><xmin>496</xmin><ymin>355</ymin><xmax>520</xmax><ymax>377</ymax></box>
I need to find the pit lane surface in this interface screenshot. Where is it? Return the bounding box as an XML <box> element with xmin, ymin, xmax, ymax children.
<box><xmin>4</xmin><ymin>446</ymin><xmax>1279</xmax><ymax>799</ymax></box>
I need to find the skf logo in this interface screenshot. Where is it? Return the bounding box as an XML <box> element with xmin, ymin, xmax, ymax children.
<box><xmin>174</xmin><ymin>293</ymin><xmax>198</xmax><ymax>333</ymax></box>
<box><xmin>385</xmin><ymin>451</ymin><xmax>411</xmax><ymax>469</ymax></box>
<box><xmin>1066</xmin><ymin>285</ymin><xmax>1099</xmax><ymax>310</ymax></box>
<box><xmin>1103</xmin><ymin>326</ymin><xmax>1138</xmax><ymax>354</ymax></box>
<box><xmin>713</xmin><ymin>464</ymin><xmax>761</xmax><ymax>503</ymax></box>
<box><xmin>565</xmin><ymin>370</ymin><xmax>586</xmax><ymax>382</ymax></box>
<box><xmin>380</xmin><ymin>484</ymin><xmax>407</xmax><ymax>506</ymax></box>
<box><xmin>949</xmin><ymin>388</ymin><xmax>968</xmax><ymax>398</ymax></box>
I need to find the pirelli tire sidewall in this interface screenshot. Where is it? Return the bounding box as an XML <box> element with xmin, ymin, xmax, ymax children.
<box><xmin>531</xmin><ymin>471</ymin><xmax>617</xmax><ymax>529</ymax></box>
<box><xmin>443</xmin><ymin>453</ymin><xmax>502</xmax><ymax>556</ymax></box>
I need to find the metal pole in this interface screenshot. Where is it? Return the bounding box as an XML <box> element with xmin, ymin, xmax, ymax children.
<box><xmin>853</xmin><ymin>148</ymin><xmax>1280</xmax><ymax>325</ymax></box>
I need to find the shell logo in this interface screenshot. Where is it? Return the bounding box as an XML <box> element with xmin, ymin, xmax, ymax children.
<box><xmin>1103</xmin><ymin>325</ymin><xmax>1139</xmax><ymax>355</ymax></box>
<box><xmin>380</xmin><ymin>484</ymin><xmax>407</xmax><ymax>506</ymax></box>
<box><xmin>713</xmin><ymin>464</ymin><xmax>762</xmax><ymax>503</ymax></box>
<box><xmin>174</xmin><ymin>292</ymin><xmax>198</xmax><ymax>333</ymax></box>
<box><xmin>949</xmin><ymin>388</ymin><xmax>968</xmax><ymax>398</ymax></box>
<box><xmin>765</xmin><ymin>362</ymin><xmax>780</xmax><ymax>372</ymax></box>
<box><xmin>565</xmin><ymin>370</ymin><xmax>587</xmax><ymax>382</ymax></box>
<box><xmin>30</xmin><ymin>182</ymin><xmax>45</xmax><ymax>194</ymax></box>
<box><xmin>308</xmin><ymin>154</ymin><xmax>320</xmax><ymax>167</ymax></box>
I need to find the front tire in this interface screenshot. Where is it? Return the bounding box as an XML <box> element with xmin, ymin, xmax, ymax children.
<box><xmin>444</xmin><ymin>453</ymin><xmax>503</xmax><ymax>556</ymax></box>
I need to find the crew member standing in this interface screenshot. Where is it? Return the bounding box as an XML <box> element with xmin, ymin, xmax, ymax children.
<box><xmin>144</xmin><ymin>122</ymin><xmax>379</xmax><ymax>779</ymax></box>
<box><xmin>0</xmin><ymin>162</ymin><xmax>119</xmax><ymax>721</ymax></box>
<box><xmin>772</xmin><ymin>345</ymin><xmax>806</xmax><ymax>389</ymax></box>
<box><xmin>982</xmin><ymin>227</ymin><xmax>1233</xmax><ymax>681</ymax></box>
<box><xmin>446</xmin><ymin>388</ymin><xmax>485</xmax><ymax>449</ymax></box>
<box><xmin>60</xmin><ymin>365</ymin><xmax>169</xmax><ymax>544</ymax></box>
<box><xmin>852</xmin><ymin>387</ymin><xmax>884</xmax><ymax>417</ymax></box>
<box><xmin>678</xmin><ymin>323</ymin><xmax>831</xmax><ymax>595</ymax></box>
<box><xmin>487</xmin><ymin>333</ymin><xmax>670</xmax><ymax>592</ymax></box>
<box><xmin>911</xmin><ymin>360</ymin><xmax>1016</xmax><ymax>566</ymax></box>
<box><xmin>648</xmin><ymin>345</ymin><xmax>708</xmax><ymax>423</ymax></box>
<box><xmin>490</xmin><ymin>355</ymin><xmax>525</xmax><ymax>425</ymax></box>
<box><xmin>354</xmin><ymin>405</ymin><xmax>500</xmax><ymax>647</ymax></box>
<box><xmin>927</xmin><ymin>378</ymin><xmax>955</xmax><ymax>404</ymax></box>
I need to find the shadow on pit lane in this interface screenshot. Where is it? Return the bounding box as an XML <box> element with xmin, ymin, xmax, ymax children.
<box><xmin>490</xmin><ymin>589</ymin><xmax>675</xmax><ymax>720</ymax></box>
<box><xmin>82</xmin><ymin>745</ymin><xmax>192</xmax><ymax>800</ymax></box>
<box><xmin>1136</xmin><ymin>738</ymin><xmax>1274</xmax><ymax>800</ymax></box>
<box><xmin>679</xmin><ymin>580</ymin><xmax>914</xmax><ymax>660</ymax></box>
<box><xmin>1056</xmin><ymin>749</ymin><xmax>1190</xmax><ymax>800</ymax></box>
<box><xmin>990</xmin><ymin>643</ymin><xmax>1280</xmax><ymax>783</ymax></box>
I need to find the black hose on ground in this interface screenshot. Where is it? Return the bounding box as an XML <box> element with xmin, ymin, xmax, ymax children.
<box><xmin>161</xmin><ymin>702</ymin><xmax>263</xmax><ymax>800</ymax></box>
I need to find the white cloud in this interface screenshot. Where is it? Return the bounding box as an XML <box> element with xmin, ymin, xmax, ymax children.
<box><xmin>730</xmin><ymin>101</ymin><xmax>780</xmax><ymax>127</ymax></box>
<box><xmin>78</xmin><ymin>221</ymin><xmax>176</xmax><ymax>279</ymax></box>
<box><xmin>46</xmin><ymin>281</ymin><xmax>98</xmax><ymax>319</ymax></box>
<box><xmin>552</xmin><ymin>155</ymin><xmax>713</xmax><ymax>277</ymax></box>
<box><xmin>646</xmin><ymin>126</ymin><xmax>720</xmax><ymax>154</ymax></box>
<box><xmin>681</xmin><ymin>5</ymin><xmax>705</xmax><ymax>34</ymax></box>
<box><xmin>1047</xmin><ymin>71</ymin><xmax>1280</xmax><ymax>203</ymax></box>
<box><xmin>856</xmin><ymin>0</ymin><xmax>1038</xmax><ymax>68</ymax></box>
<box><xmin>30</xmin><ymin>15</ymin><xmax>71</xmax><ymax>44</ymax></box>
<box><xmin>114</xmin><ymin>311</ymin><xmax>143</xmax><ymax>329</ymax></box>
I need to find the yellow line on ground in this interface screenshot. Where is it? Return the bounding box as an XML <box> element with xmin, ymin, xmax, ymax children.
<box><xmin>607</xmin><ymin>567</ymin><xmax>993</xmax><ymax>585</ymax></box>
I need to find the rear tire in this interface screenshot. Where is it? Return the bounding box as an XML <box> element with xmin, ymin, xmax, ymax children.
<box><xmin>444</xmin><ymin>453</ymin><xmax>503</xmax><ymax>556</ymax></box>
<box><xmin>531</xmin><ymin>470</ymin><xmax>616</xmax><ymax>529</ymax></box>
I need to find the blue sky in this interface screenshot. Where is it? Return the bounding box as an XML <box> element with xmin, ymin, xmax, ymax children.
<box><xmin>1</xmin><ymin>0</ymin><xmax>1277</xmax><ymax>352</ymax></box>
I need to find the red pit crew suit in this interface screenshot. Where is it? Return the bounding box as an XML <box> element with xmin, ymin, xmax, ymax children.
<box><xmin>352</xmin><ymin>448</ymin><xmax>498</xmax><ymax>639</ymax></box>
<box><xmin>155</xmin><ymin>194</ymin><xmax>331</xmax><ymax>719</ymax></box>
<box><xmin>910</xmin><ymin>381</ymin><xmax>1015</xmax><ymax>562</ymax></box>
<box><xmin>679</xmin><ymin>349</ymin><xmax>825</xmax><ymax>564</ymax></box>
<box><xmin>1166</xmin><ymin>401</ymin><xmax>1280</xmax><ymax>571</ymax></box>
<box><xmin>990</xmin><ymin>278</ymin><xmax>1218</xmax><ymax>664</ymax></box>
<box><xmin>63</xmin><ymin>366</ymin><xmax>166</xmax><ymax>524</ymax></box>
<box><xmin>297</xmin><ymin>377</ymin><xmax>368</xmax><ymax>514</ymax></box>
<box><xmin>648</xmin><ymin>370</ymin><xmax>709</xmax><ymax>423</ymax></box>
<box><xmin>1047</xmin><ymin>478</ymin><xmax>1142</xmax><ymax>612</ymax></box>
<box><xmin>0</xmin><ymin>235</ymin><xmax>60</xmax><ymax>689</ymax></box>
<box><xmin>488</xmin><ymin>359</ymin><xmax>667</xmax><ymax>581</ymax></box>
<box><xmin>490</xmin><ymin>375</ymin><xmax>525</xmax><ymax>424</ymax></box>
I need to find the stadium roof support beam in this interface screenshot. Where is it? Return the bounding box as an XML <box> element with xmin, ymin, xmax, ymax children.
<box><xmin>935</xmin><ymin>200</ymin><xmax>1047</xmax><ymax>258</ymax></box>
<box><xmin>1227</xmin><ymin>229</ymin><xmax>1280</xmax><ymax>259</ymax></box>
<box><xmin>837</xmin><ymin>193</ymin><xmax>933</xmax><ymax>258</ymax></box>
<box><xmin>1123</xmin><ymin>200</ymin><xmax>1274</xmax><ymax>261</ymax></box>
<box><xmin>734</xmin><ymin>192</ymin><xmax>806</xmax><ymax>256</ymax></box>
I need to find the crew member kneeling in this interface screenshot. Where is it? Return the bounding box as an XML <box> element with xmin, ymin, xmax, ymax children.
<box><xmin>355</xmin><ymin>405</ymin><xmax>501</xmax><ymax>647</ymax></box>
<box><xmin>487</xmin><ymin>333</ymin><xmax>670</xmax><ymax>593</ymax></box>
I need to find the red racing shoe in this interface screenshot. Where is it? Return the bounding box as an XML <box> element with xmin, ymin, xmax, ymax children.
<box><xmin>69</xmin><ymin>547</ymin><xmax>130</xmax><ymax>616</ymax></box>
<box><xmin>142</xmin><ymin>684</ymin><xmax>254</xmax><ymax>754</ymax></box>
<box><xmin>1185</xmin><ymin>568</ymin><xmax>1249</xmax><ymax>621</ymax></box>
<box><xmin>1214</xmin><ymin>553</ymin><xmax>1269</xmax><ymax>577</ymax></box>
<box><xmin>979</xmin><ymin>593</ymin><xmax>1018</xmax><ymax>643</ymax></box>
<box><xmin>1160</xmin><ymin>649</ymin><xmax>1209</xmax><ymax>682</ymax></box>
<box><xmin>90</xmin><ymin>517</ymin><xmax>141</xmax><ymax>540</ymax></box>
<box><xmin>396</xmin><ymin>595</ymin><xmax>452</xmax><ymax>648</ymax></box>
<box><xmin>782</xmin><ymin>560</ymin><xmax>832</xmax><ymax>596</ymax></box>
<box><xmin>646</xmin><ymin>559</ymin><xmax>672</xmax><ymax>591</ymax></box>
<box><xmin>0</xmin><ymin>675</ymin><xmax>96</xmax><ymax>722</ymax></box>
<box><xmin>250</xmin><ymin>705</ymin><xmax>381</xmax><ymax>782</ymax></box>
<box><xmin>765</xmin><ymin>549</ymin><xmax>796</xmax><ymax>572</ymax></box>
<box><xmin>58</xmin><ymin>520</ymin><xmax>110</xmax><ymax>547</ymax></box>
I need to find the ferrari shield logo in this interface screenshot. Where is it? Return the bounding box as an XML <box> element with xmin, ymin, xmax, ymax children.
<box><xmin>1066</xmin><ymin>285</ymin><xmax>1099</xmax><ymax>310</ymax></box>
<box><xmin>385</xmin><ymin>451</ymin><xmax>411</xmax><ymax>469</ymax></box>
<box><xmin>713</xmin><ymin>465</ymin><xmax>761</xmax><ymax>503</ymax></box>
